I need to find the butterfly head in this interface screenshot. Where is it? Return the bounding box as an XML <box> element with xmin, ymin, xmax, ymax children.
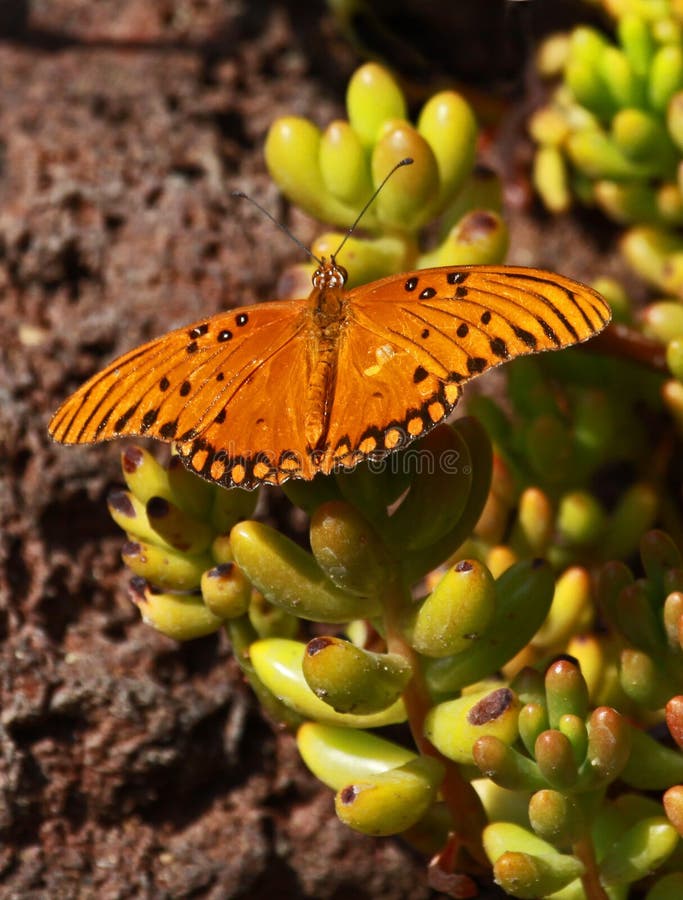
<box><xmin>312</xmin><ymin>257</ymin><xmax>348</xmax><ymax>291</ymax></box>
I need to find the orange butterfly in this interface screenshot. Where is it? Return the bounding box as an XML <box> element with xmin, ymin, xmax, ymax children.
<box><xmin>49</xmin><ymin>260</ymin><xmax>611</xmax><ymax>489</ymax></box>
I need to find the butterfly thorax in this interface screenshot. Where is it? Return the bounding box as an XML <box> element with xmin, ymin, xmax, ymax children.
<box><xmin>311</xmin><ymin>258</ymin><xmax>347</xmax><ymax>317</ymax></box>
<box><xmin>304</xmin><ymin>259</ymin><xmax>349</xmax><ymax>451</ymax></box>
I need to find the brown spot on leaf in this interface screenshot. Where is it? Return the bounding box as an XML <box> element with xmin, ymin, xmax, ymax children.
<box><xmin>467</xmin><ymin>688</ymin><xmax>514</xmax><ymax>725</ymax></box>
<box><xmin>122</xmin><ymin>446</ymin><xmax>144</xmax><ymax>473</ymax></box>
<box><xmin>108</xmin><ymin>490</ymin><xmax>135</xmax><ymax>517</ymax></box>
<box><xmin>121</xmin><ymin>541</ymin><xmax>141</xmax><ymax>557</ymax></box>
<box><xmin>307</xmin><ymin>636</ymin><xmax>334</xmax><ymax>656</ymax></box>
<box><xmin>459</xmin><ymin>210</ymin><xmax>498</xmax><ymax>243</ymax></box>
<box><xmin>339</xmin><ymin>785</ymin><xmax>359</xmax><ymax>805</ymax></box>
<box><xmin>207</xmin><ymin>563</ymin><xmax>234</xmax><ymax>579</ymax></box>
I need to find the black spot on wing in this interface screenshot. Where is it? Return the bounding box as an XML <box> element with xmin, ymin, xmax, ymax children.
<box><xmin>467</xmin><ymin>357</ymin><xmax>487</xmax><ymax>374</ymax></box>
<box><xmin>513</xmin><ymin>325</ymin><xmax>538</xmax><ymax>349</ymax></box>
<box><xmin>114</xmin><ymin>402</ymin><xmax>141</xmax><ymax>433</ymax></box>
<box><xmin>93</xmin><ymin>409</ymin><xmax>112</xmax><ymax>438</ymax></box>
<box><xmin>447</xmin><ymin>272</ymin><xmax>468</xmax><ymax>285</ymax></box>
<box><xmin>566</xmin><ymin>287</ymin><xmax>599</xmax><ymax>330</ymax></box>
<box><xmin>140</xmin><ymin>408</ymin><xmax>159</xmax><ymax>432</ymax></box>
<box><xmin>490</xmin><ymin>337</ymin><xmax>509</xmax><ymax>359</ymax></box>
<box><xmin>549</xmin><ymin>305</ymin><xmax>579</xmax><ymax>340</ymax></box>
<box><xmin>160</xmin><ymin>420</ymin><xmax>178</xmax><ymax>439</ymax></box>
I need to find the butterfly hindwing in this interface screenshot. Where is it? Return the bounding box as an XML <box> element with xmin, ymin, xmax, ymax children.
<box><xmin>172</xmin><ymin>311</ymin><xmax>315</xmax><ymax>488</ymax></box>
<box><xmin>321</xmin><ymin>313</ymin><xmax>462</xmax><ymax>470</ymax></box>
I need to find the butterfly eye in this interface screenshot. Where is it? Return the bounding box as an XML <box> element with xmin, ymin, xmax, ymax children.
<box><xmin>313</xmin><ymin>261</ymin><xmax>347</xmax><ymax>290</ymax></box>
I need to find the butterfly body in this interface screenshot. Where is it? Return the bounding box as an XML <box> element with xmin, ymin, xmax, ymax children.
<box><xmin>49</xmin><ymin>262</ymin><xmax>611</xmax><ymax>490</ymax></box>
<box><xmin>303</xmin><ymin>261</ymin><xmax>349</xmax><ymax>452</ymax></box>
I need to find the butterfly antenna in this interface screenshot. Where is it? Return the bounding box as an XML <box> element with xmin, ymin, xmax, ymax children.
<box><xmin>232</xmin><ymin>191</ymin><xmax>323</xmax><ymax>265</ymax></box>
<box><xmin>332</xmin><ymin>157</ymin><xmax>414</xmax><ymax>261</ymax></box>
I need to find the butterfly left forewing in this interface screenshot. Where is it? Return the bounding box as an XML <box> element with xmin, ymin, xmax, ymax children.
<box><xmin>321</xmin><ymin>264</ymin><xmax>610</xmax><ymax>471</ymax></box>
<box><xmin>354</xmin><ymin>265</ymin><xmax>611</xmax><ymax>358</ymax></box>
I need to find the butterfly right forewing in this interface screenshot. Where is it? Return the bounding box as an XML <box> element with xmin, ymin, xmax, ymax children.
<box><xmin>49</xmin><ymin>299</ymin><xmax>317</xmax><ymax>487</ymax></box>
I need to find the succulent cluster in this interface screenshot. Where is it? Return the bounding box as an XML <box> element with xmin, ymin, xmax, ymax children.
<box><xmin>586</xmin><ymin>1</ymin><xmax>683</xmax><ymax>22</ymax></box>
<box><xmin>265</xmin><ymin>62</ymin><xmax>505</xmax><ymax>290</ymax></box>
<box><xmin>113</xmin><ymin>430</ymin><xmax>683</xmax><ymax>897</ymax></box>
<box><xmin>532</xmin><ymin>2</ymin><xmax>683</xmax><ymax>294</ymax></box>
<box><xmin>559</xmin><ymin>268</ymin><xmax>683</xmax><ymax>460</ymax></box>
<box><xmin>98</xmin><ymin>63</ymin><xmax>683</xmax><ymax>899</ymax></box>
<box><xmin>111</xmin><ymin>446</ymin><xmax>256</xmax><ymax>638</ymax></box>
<box><xmin>531</xmin><ymin>0</ymin><xmax>683</xmax><ymax>455</ymax></box>
<box><xmin>623</xmin><ymin>275</ymin><xmax>683</xmax><ymax>434</ymax></box>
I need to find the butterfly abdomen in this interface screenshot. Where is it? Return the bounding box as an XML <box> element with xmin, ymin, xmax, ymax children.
<box><xmin>304</xmin><ymin>286</ymin><xmax>346</xmax><ymax>451</ymax></box>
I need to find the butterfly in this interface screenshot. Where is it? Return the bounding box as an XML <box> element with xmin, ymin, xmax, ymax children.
<box><xmin>49</xmin><ymin>261</ymin><xmax>611</xmax><ymax>490</ymax></box>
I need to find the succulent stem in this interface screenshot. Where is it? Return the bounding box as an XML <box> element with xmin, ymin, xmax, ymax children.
<box><xmin>572</xmin><ymin>833</ymin><xmax>609</xmax><ymax>900</ymax></box>
<box><xmin>382</xmin><ymin>575</ymin><xmax>488</xmax><ymax>868</ymax></box>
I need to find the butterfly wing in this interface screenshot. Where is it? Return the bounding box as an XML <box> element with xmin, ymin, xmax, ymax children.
<box><xmin>321</xmin><ymin>265</ymin><xmax>611</xmax><ymax>467</ymax></box>
<box><xmin>49</xmin><ymin>300</ymin><xmax>320</xmax><ymax>488</ymax></box>
<box><xmin>50</xmin><ymin>264</ymin><xmax>610</xmax><ymax>488</ymax></box>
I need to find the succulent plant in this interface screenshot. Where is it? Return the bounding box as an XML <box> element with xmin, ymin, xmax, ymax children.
<box><xmin>265</xmin><ymin>62</ymin><xmax>506</xmax><ymax>291</ymax></box>
<box><xmin>531</xmin><ymin>3</ymin><xmax>683</xmax><ymax>296</ymax></box>
<box><xmin>94</xmin><ymin>62</ymin><xmax>683</xmax><ymax>899</ymax></box>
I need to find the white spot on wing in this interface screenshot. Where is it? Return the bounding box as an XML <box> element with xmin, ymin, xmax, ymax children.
<box><xmin>364</xmin><ymin>344</ymin><xmax>396</xmax><ymax>377</ymax></box>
